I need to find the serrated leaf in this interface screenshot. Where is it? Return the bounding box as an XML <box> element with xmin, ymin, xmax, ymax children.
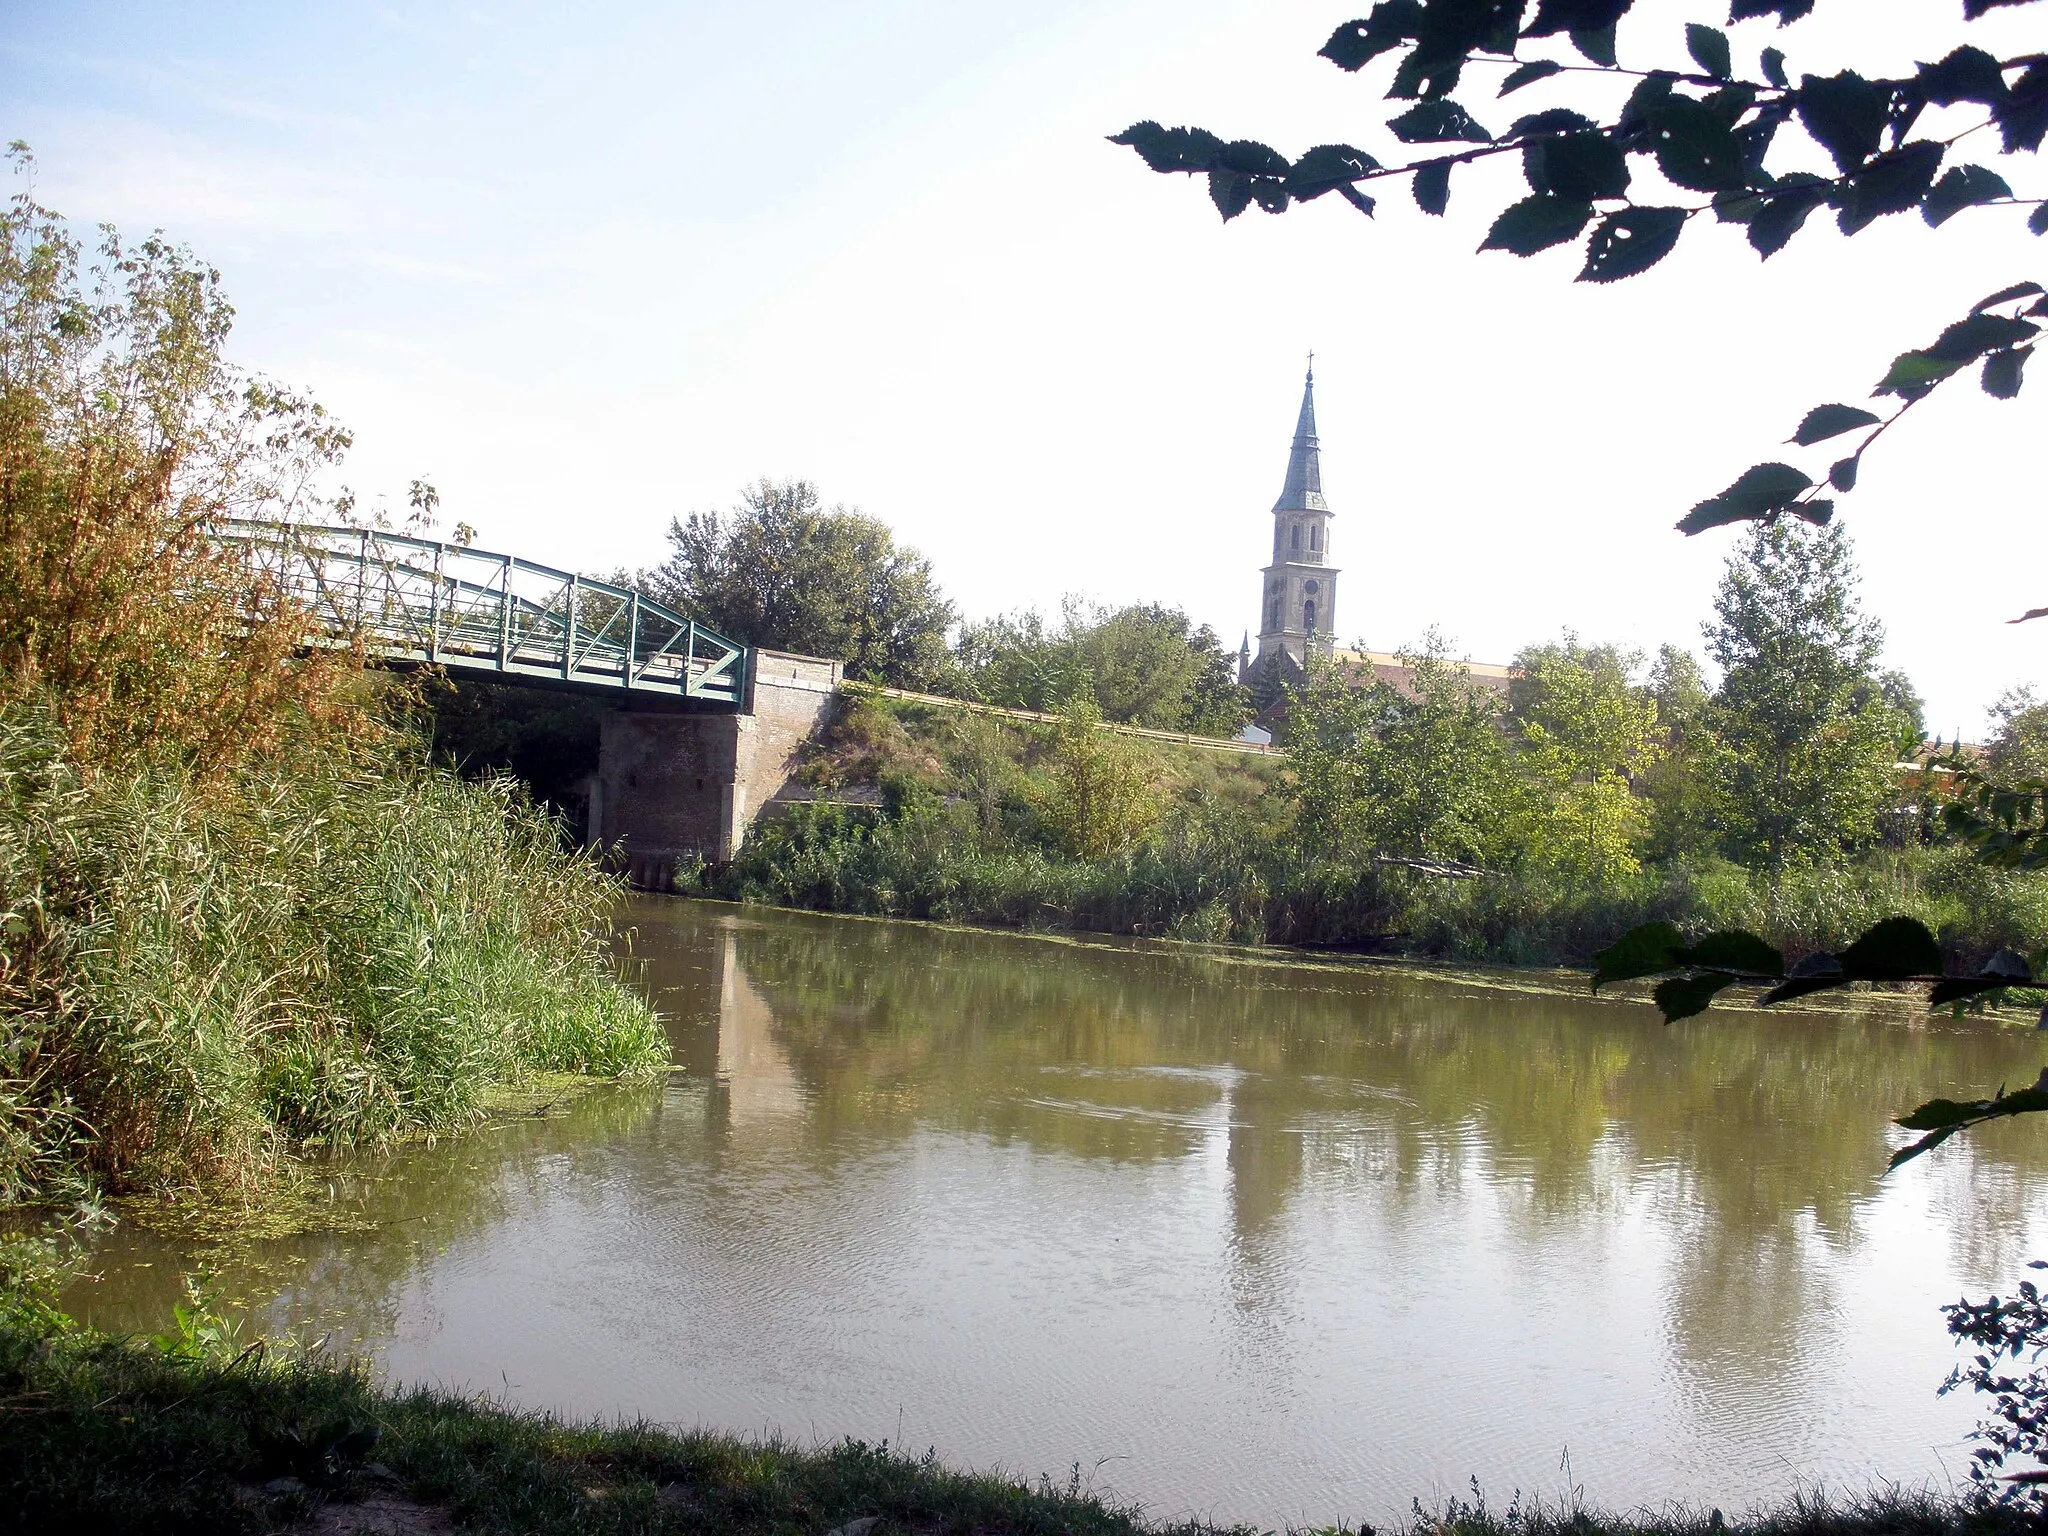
<box><xmin>1677</xmin><ymin>461</ymin><xmax>1812</xmax><ymax>532</ymax></box>
<box><xmin>1647</xmin><ymin>97</ymin><xmax>1751</xmax><ymax>193</ymax></box>
<box><xmin>1838</xmin><ymin>140</ymin><xmax>1945</xmax><ymax>235</ymax></box>
<box><xmin>1747</xmin><ymin>176</ymin><xmax>1829</xmax><ymax>257</ymax></box>
<box><xmin>1655</xmin><ymin>971</ymin><xmax>1742</xmax><ymax>1023</ymax></box>
<box><xmin>1918</xmin><ymin>47</ymin><xmax>2010</xmax><ymax>109</ymax></box>
<box><xmin>1413</xmin><ymin>160</ymin><xmax>1452</xmax><ymax>215</ymax></box>
<box><xmin>1792</xmin><ymin>498</ymin><xmax>1835</xmax><ymax>525</ymax></box>
<box><xmin>2032</xmin><ymin>204</ymin><xmax>2048</xmax><ymax>236</ymax></box>
<box><xmin>1571</xmin><ymin>25</ymin><xmax>1617</xmax><ymax>67</ymax></box>
<box><xmin>1797</xmin><ymin>70</ymin><xmax>1889</xmax><ymax>174</ymax></box>
<box><xmin>1318</xmin><ymin>6</ymin><xmax>1422</xmax><ymax>72</ymax></box>
<box><xmin>1528</xmin><ymin>132</ymin><xmax>1630</xmax><ymax>201</ymax></box>
<box><xmin>1839</xmin><ymin>915</ymin><xmax>1943</xmax><ymax>981</ymax></box>
<box><xmin>1579</xmin><ymin>206</ymin><xmax>1686</xmax><ymax>282</ymax></box>
<box><xmin>1686</xmin><ymin>24</ymin><xmax>1732</xmax><ymax>81</ymax></box>
<box><xmin>1985</xmin><ymin>347</ymin><xmax>2031</xmax><ymax>400</ymax></box>
<box><xmin>1389</xmin><ymin>100</ymin><xmax>1495</xmax><ymax>144</ymax></box>
<box><xmin>1287</xmin><ymin>143</ymin><xmax>1381</xmax><ymax>201</ymax></box>
<box><xmin>1209</xmin><ymin>170</ymin><xmax>1254</xmax><ymax>220</ymax></box>
<box><xmin>1677</xmin><ymin>930</ymin><xmax>1785</xmax><ymax>977</ymax></box>
<box><xmin>1590</xmin><ymin>920</ymin><xmax>1686</xmax><ymax>990</ymax></box>
<box><xmin>1110</xmin><ymin>122</ymin><xmax>1228</xmax><ymax>174</ymax></box>
<box><xmin>1923</xmin><ymin>165</ymin><xmax>2014</xmax><ymax>228</ymax></box>
<box><xmin>1974</xmin><ymin>282</ymin><xmax>2046</xmax><ymax>313</ymax></box>
<box><xmin>1930</xmin><ymin>976</ymin><xmax>2018</xmax><ymax>1007</ymax></box>
<box><xmin>1761</xmin><ymin>951</ymin><xmax>1848</xmax><ymax>1006</ymax></box>
<box><xmin>1729</xmin><ymin>0</ymin><xmax>1815</xmax><ymax>20</ymax></box>
<box><xmin>1713</xmin><ymin>190</ymin><xmax>1766</xmax><ymax>223</ymax></box>
<box><xmin>1501</xmin><ymin>60</ymin><xmax>1565</xmax><ymax>97</ymax></box>
<box><xmin>1875</xmin><ymin>350</ymin><xmax>1968</xmax><ymax>397</ymax></box>
<box><xmin>1791</xmin><ymin>403</ymin><xmax>1880</xmax><ymax>445</ymax></box>
<box><xmin>1217</xmin><ymin>139</ymin><xmax>1290</xmax><ymax>177</ymax></box>
<box><xmin>1481</xmin><ymin>193</ymin><xmax>1595</xmax><ymax>256</ymax></box>
<box><xmin>1995</xmin><ymin>61</ymin><xmax>2048</xmax><ymax>155</ymax></box>
<box><xmin>1828</xmin><ymin>456</ymin><xmax>1859</xmax><ymax>492</ymax></box>
<box><xmin>1760</xmin><ymin>48</ymin><xmax>1788</xmax><ymax>90</ymax></box>
<box><xmin>1524</xmin><ymin>0</ymin><xmax>1629</xmax><ymax>38</ymax></box>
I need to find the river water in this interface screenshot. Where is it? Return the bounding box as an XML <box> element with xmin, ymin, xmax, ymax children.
<box><xmin>68</xmin><ymin>899</ymin><xmax>2048</xmax><ymax>1527</ymax></box>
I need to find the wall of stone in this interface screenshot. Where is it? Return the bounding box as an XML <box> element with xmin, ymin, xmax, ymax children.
<box><xmin>591</xmin><ymin>649</ymin><xmax>842</xmax><ymax>889</ymax></box>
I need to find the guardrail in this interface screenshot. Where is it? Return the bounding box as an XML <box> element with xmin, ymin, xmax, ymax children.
<box><xmin>216</xmin><ymin>520</ymin><xmax>748</xmax><ymax>705</ymax></box>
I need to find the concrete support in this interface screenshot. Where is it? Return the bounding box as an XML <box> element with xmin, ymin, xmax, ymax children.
<box><xmin>591</xmin><ymin>650</ymin><xmax>842</xmax><ymax>889</ymax></box>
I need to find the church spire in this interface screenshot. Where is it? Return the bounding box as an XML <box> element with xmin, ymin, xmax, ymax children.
<box><xmin>1272</xmin><ymin>361</ymin><xmax>1327</xmax><ymax>513</ymax></box>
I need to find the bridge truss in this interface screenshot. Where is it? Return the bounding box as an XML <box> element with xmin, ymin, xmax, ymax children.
<box><xmin>218</xmin><ymin>521</ymin><xmax>748</xmax><ymax>705</ymax></box>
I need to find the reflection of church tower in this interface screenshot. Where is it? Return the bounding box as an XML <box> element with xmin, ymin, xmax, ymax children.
<box><xmin>1254</xmin><ymin>362</ymin><xmax>1339</xmax><ymax>668</ymax></box>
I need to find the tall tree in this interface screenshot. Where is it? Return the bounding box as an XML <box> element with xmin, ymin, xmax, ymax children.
<box><xmin>1703</xmin><ymin>520</ymin><xmax>1904</xmax><ymax>868</ymax></box>
<box><xmin>645</xmin><ymin>479</ymin><xmax>955</xmax><ymax>689</ymax></box>
<box><xmin>1508</xmin><ymin>636</ymin><xmax>1661</xmax><ymax>880</ymax></box>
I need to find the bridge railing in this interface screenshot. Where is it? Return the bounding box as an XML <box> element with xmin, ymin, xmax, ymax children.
<box><xmin>216</xmin><ymin>520</ymin><xmax>748</xmax><ymax>705</ymax></box>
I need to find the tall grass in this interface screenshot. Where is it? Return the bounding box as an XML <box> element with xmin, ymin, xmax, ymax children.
<box><xmin>704</xmin><ymin>797</ymin><xmax>2048</xmax><ymax>972</ymax></box>
<box><xmin>0</xmin><ymin>702</ymin><xmax>664</xmax><ymax>1207</ymax></box>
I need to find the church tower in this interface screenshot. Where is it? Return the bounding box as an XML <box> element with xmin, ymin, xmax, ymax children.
<box><xmin>1254</xmin><ymin>362</ymin><xmax>1338</xmax><ymax>668</ymax></box>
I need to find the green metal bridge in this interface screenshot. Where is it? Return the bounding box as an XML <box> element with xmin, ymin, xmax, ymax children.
<box><xmin>218</xmin><ymin>520</ymin><xmax>748</xmax><ymax>705</ymax></box>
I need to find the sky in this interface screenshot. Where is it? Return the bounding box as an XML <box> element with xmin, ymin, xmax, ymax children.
<box><xmin>4</xmin><ymin>0</ymin><xmax>2043</xmax><ymax>734</ymax></box>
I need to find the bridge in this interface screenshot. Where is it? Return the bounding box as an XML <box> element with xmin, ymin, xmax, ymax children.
<box><xmin>219</xmin><ymin>520</ymin><xmax>749</xmax><ymax>704</ymax></box>
<box><xmin>220</xmin><ymin>519</ymin><xmax>838</xmax><ymax>883</ymax></box>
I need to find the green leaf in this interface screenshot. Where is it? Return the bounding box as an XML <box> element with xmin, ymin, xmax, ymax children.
<box><xmin>1747</xmin><ymin>176</ymin><xmax>1830</xmax><ymax>258</ymax></box>
<box><xmin>1797</xmin><ymin>70</ymin><xmax>1889</xmax><ymax>174</ymax></box>
<box><xmin>1579</xmin><ymin>206</ymin><xmax>1687</xmax><ymax>283</ymax></box>
<box><xmin>1922</xmin><ymin>165</ymin><xmax>2013</xmax><ymax>228</ymax></box>
<box><xmin>1790</xmin><ymin>403</ymin><xmax>1880</xmax><ymax>445</ymax></box>
<box><xmin>1917</xmin><ymin>46</ymin><xmax>2009</xmax><ymax>108</ymax></box>
<box><xmin>1655</xmin><ymin>971</ymin><xmax>1741</xmax><ymax>1023</ymax></box>
<box><xmin>1837</xmin><ymin>141</ymin><xmax>1945</xmax><ymax>235</ymax></box>
<box><xmin>1760</xmin><ymin>48</ymin><xmax>1788</xmax><ymax>90</ymax></box>
<box><xmin>1676</xmin><ymin>930</ymin><xmax>1784</xmax><ymax>977</ymax></box>
<box><xmin>1677</xmin><ymin>461</ymin><xmax>1812</xmax><ymax>533</ymax></box>
<box><xmin>1839</xmin><ymin>915</ymin><xmax>1943</xmax><ymax>980</ymax></box>
<box><xmin>1875</xmin><ymin>350</ymin><xmax>1968</xmax><ymax>397</ymax></box>
<box><xmin>1209</xmin><ymin>170</ymin><xmax>1254</xmax><ymax>220</ymax></box>
<box><xmin>1389</xmin><ymin>101</ymin><xmax>1494</xmax><ymax>144</ymax></box>
<box><xmin>1887</xmin><ymin>1124</ymin><xmax>1962</xmax><ymax>1171</ymax></box>
<box><xmin>1481</xmin><ymin>194</ymin><xmax>1596</xmax><ymax>256</ymax></box>
<box><xmin>1828</xmin><ymin>456</ymin><xmax>1859</xmax><ymax>492</ymax></box>
<box><xmin>1984</xmin><ymin>347</ymin><xmax>2031</xmax><ymax>400</ymax></box>
<box><xmin>1590</xmin><ymin>920</ymin><xmax>1686</xmax><ymax>990</ymax></box>
<box><xmin>1975</xmin><ymin>282</ymin><xmax>2046</xmax><ymax>313</ymax></box>
<box><xmin>1647</xmin><ymin>97</ymin><xmax>1751</xmax><ymax>193</ymax></box>
<box><xmin>1287</xmin><ymin>143</ymin><xmax>1381</xmax><ymax>201</ymax></box>
<box><xmin>1318</xmin><ymin>6</ymin><xmax>1421</xmax><ymax>72</ymax></box>
<box><xmin>1792</xmin><ymin>497</ymin><xmax>1835</xmax><ymax>526</ymax></box>
<box><xmin>1528</xmin><ymin>132</ymin><xmax>1631</xmax><ymax>201</ymax></box>
<box><xmin>1712</xmin><ymin>190</ymin><xmax>1766</xmax><ymax>224</ymax></box>
<box><xmin>1929</xmin><ymin>976</ymin><xmax>2020</xmax><ymax>1007</ymax></box>
<box><xmin>1413</xmin><ymin>160</ymin><xmax>1452</xmax><ymax>216</ymax></box>
<box><xmin>1109</xmin><ymin>122</ymin><xmax>1226</xmax><ymax>174</ymax></box>
<box><xmin>1761</xmin><ymin>952</ymin><xmax>1848</xmax><ymax>1006</ymax></box>
<box><xmin>1685</xmin><ymin>24</ymin><xmax>1732</xmax><ymax>81</ymax></box>
<box><xmin>1930</xmin><ymin>312</ymin><xmax>2039</xmax><ymax>363</ymax></box>
<box><xmin>1571</xmin><ymin>25</ymin><xmax>1617</xmax><ymax>67</ymax></box>
<box><xmin>1500</xmin><ymin>60</ymin><xmax>1565</xmax><ymax>97</ymax></box>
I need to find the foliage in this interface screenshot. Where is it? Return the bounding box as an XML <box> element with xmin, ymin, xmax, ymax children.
<box><xmin>0</xmin><ymin>699</ymin><xmax>664</xmax><ymax>1205</ymax></box>
<box><xmin>428</xmin><ymin>677</ymin><xmax>609</xmax><ymax>814</ymax></box>
<box><xmin>1508</xmin><ymin>636</ymin><xmax>1662</xmax><ymax>880</ymax></box>
<box><xmin>1036</xmin><ymin>697</ymin><xmax>1166</xmax><ymax>858</ymax></box>
<box><xmin>1702</xmin><ymin>520</ymin><xmax>1908</xmax><ymax>869</ymax></box>
<box><xmin>955</xmin><ymin>597</ymin><xmax>1251</xmax><ymax>735</ymax></box>
<box><xmin>1986</xmin><ymin>687</ymin><xmax>2048</xmax><ymax>785</ymax></box>
<box><xmin>641</xmin><ymin>477</ymin><xmax>956</xmax><ymax>688</ymax></box>
<box><xmin>1285</xmin><ymin>633</ymin><xmax>1522</xmax><ymax>866</ymax></box>
<box><xmin>1942</xmin><ymin>1262</ymin><xmax>2048</xmax><ymax>1505</ymax></box>
<box><xmin>1111</xmin><ymin>1</ymin><xmax>2043</xmax><ymax>575</ymax></box>
<box><xmin>0</xmin><ymin>149</ymin><xmax>368</xmax><ymax>776</ymax></box>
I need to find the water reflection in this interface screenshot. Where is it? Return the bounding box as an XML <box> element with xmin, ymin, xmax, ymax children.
<box><xmin>67</xmin><ymin>900</ymin><xmax>2048</xmax><ymax>1527</ymax></box>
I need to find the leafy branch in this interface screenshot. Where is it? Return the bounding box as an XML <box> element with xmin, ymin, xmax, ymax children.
<box><xmin>1590</xmin><ymin>914</ymin><xmax>2048</xmax><ymax>1169</ymax></box>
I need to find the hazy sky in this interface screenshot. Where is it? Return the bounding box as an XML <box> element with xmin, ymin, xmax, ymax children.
<box><xmin>5</xmin><ymin>0</ymin><xmax>2042</xmax><ymax>732</ymax></box>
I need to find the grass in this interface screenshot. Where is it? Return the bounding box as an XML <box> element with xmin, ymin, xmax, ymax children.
<box><xmin>0</xmin><ymin>700</ymin><xmax>666</xmax><ymax>1209</ymax></box>
<box><xmin>0</xmin><ymin>1237</ymin><xmax>2037</xmax><ymax>1536</ymax></box>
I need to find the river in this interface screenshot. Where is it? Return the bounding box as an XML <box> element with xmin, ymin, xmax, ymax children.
<box><xmin>68</xmin><ymin>899</ymin><xmax>2048</xmax><ymax>1527</ymax></box>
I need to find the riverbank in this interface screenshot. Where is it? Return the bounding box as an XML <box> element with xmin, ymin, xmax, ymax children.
<box><xmin>0</xmin><ymin>1297</ymin><xmax>2032</xmax><ymax>1536</ymax></box>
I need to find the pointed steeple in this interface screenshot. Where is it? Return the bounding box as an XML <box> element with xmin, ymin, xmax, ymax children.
<box><xmin>1272</xmin><ymin>362</ymin><xmax>1327</xmax><ymax>513</ymax></box>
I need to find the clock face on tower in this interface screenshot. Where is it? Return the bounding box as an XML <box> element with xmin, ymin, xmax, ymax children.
<box><xmin>1304</xmin><ymin>580</ymin><xmax>1319</xmax><ymax>595</ymax></box>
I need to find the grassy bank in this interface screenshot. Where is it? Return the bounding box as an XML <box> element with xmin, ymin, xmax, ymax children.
<box><xmin>0</xmin><ymin>701</ymin><xmax>666</xmax><ymax>1209</ymax></box>
<box><xmin>685</xmin><ymin>696</ymin><xmax>2048</xmax><ymax>970</ymax></box>
<box><xmin>0</xmin><ymin>1242</ymin><xmax>2032</xmax><ymax>1536</ymax></box>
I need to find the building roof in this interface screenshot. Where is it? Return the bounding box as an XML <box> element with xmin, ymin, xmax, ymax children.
<box><xmin>1272</xmin><ymin>366</ymin><xmax>1328</xmax><ymax>514</ymax></box>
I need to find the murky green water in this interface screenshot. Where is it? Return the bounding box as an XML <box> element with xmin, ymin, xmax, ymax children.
<box><xmin>69</xmin><ymin>900</ymin><xmax>2048</xmax><ymax>1526</ymax></box>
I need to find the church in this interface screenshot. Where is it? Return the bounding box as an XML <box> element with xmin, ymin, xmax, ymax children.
<box><xmin>1238</xmin><ymin>363</ymin><xmax>1514</xmax><ymax>713</ymax></box>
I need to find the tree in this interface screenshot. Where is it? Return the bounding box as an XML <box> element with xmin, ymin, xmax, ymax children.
<box><xmin>1112</xmin><ymin>1</ymin><xmax>2045</xmax><ymax>592</ymax></box>
<box><xmin>643</xmin><ymin>479</ymin><xmax>955</xmax><ymax>689</ymax></box>
<box><xmin>1986</xmin><ymin>686</ymin><xmax>2048</xmax><ymax>784</ymax></box>
<box><xmin>1037</xmin><ymin>697</ymin><xmax>1163</xmax><ymax>857</ymax></box>
<box><xmin>1703</xmin><ymin>520</ymin><xmax>1905</xmax><ymax>868</ymax></box>
<box><xmin>955</xmin><ymin>598</ymin><xmax>1250</xmax><ymax>734</ymax></box>
<box><xmin>1508</xmin><ymin>636</ymin><xmax>1661</xmax><ymax>879</ymax></box>
<box><xmin>1640</xmin><ymin>645</ymin><xmax>1720</xmax><ymax>858</ymax></box>
<box><xmin>1285</xmin><ymin>632</ymin><xmax>1521</xmax><ymax>866</ymax></box>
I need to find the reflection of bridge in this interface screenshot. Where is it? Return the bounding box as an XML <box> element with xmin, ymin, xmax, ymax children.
<box><xmin>220</xmin><ymin>520</ymin><xmax>749</xmax><ymax>705</ymax></box>
<box><xmin>221</xmin><ymin>520</ymin><xmax>838</xmax><ymax>879</ymax></box>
